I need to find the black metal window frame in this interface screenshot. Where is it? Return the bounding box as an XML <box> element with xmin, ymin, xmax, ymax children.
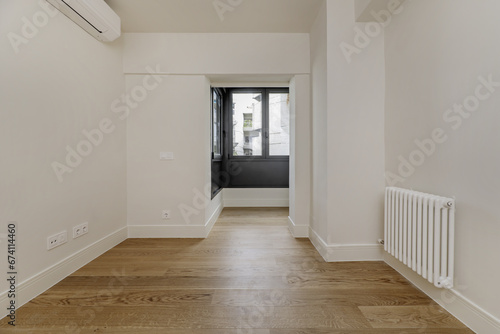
<box><xmin>228</xmin><ymin>87</ymin><xmax>290</xmax><ymax>162</ymax></box>
<box><xmin>211</xmin><ymin>88</ymin><xmax>223</xmax><ymax>161</ymax></box>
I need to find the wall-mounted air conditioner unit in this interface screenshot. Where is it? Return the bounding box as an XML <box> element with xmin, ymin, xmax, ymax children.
<box><xmin>47</xmin><ymin>0</ymin><xmax>121</xmax><ymax>42</ymax></box>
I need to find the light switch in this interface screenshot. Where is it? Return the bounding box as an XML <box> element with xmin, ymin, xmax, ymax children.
<box><xmin>160</xmin><ymin>152</ymin><xmax>174</xmax><ymax>160</ymax></box>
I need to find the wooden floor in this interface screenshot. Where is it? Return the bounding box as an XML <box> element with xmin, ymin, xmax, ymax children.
<box><xmin>1</xmin><ymin>208</ymin><xmax>474</xmax><ymax>333</ymax></box>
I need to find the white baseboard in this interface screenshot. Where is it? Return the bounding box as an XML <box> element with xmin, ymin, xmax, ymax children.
<box><xmin>128</xmin><ymin>202</ymin><xmax>223</xmax><ymax>238</ymax></box>
<box><xmin>287</xmin><ymin>216</ymin><xmax>309</xmax><ymax>237</ymax></box>
<box><xmin>224</xmin><ymin>198</ymin><xmax>289</xmax><ymax>207</ymax></box>
<box><xmin>0</xmin><ymin>226</ymin><xmax>127</xmax><ymax>319</ymax></box>
<box><xmin>384</xmin><ymin>254</ymin><xmax>500</xmax><ymax>334</ymax></box>
<box><xmin>309</xmin><ymin>227</ymin><xmax>383</xmax><ymax>262</ymax></box>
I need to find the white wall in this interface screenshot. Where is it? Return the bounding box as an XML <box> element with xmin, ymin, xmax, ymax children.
<box><xmin>354</xmin><ymin>0</ymin><xmax>405</xmax><ymax>22</ymax></box>
<box><xmin>126</xmin><ymin>75</ymin><xmax>216</xmax><ymax>235</ymax></box>
<box><xmin>385</xmin><ymin>0</ymin><xmax>500</xmax><ymax>324</ymax></box>
<box><xmin>289</xmin><ymin>75</ymin><xmax>312</xmax><ymax>237</ymax></box>
<box><xmin>0</xmin><ymin>0</ymin><xmax>126</xmax><ymax>314</ymax></box>
<box><xmin>123</xmin><ymin>33</ymin><xmax>312</xmax><ymax>236</ymax></box>
<box><xmin>309</xmin><ymin>0</ymin><xmax>385</xmax><ymax>259</ymax></box>
<box><xmin>310</xmin><ymin>0</ymin><xmax>328</xmax><ymax>241</ymax></box>
<box><xmin>223</xmin><ymin>188</ymin><xmax>289</xmax><ymax>208</ymax></box>
<box><xmin>326</xmin><ymin>0</ymin><xmax>385</xmax><ymax>246</ymax></box>
<box><xmin>123</xmin><ymin>33</ymin><xmax>310</xmax><ymax>75</ymax></box>
<box><xmin>354</xmin><ymin>0</ymin><xmax>372</xmax><ymax>19</ymax></box>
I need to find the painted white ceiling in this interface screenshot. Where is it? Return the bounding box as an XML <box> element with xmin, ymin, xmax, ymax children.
<box><xmin>105</xmin><ymin>0</ymin><xmax>324</xmax><ymax>33</ymax></box>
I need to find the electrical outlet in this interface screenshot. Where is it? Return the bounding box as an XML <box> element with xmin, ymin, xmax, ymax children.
<box><xmin>162</xmin><ymin>210</ymin><xmax>171</xmax><ymax>220</ymax></box>
<box><xmin>47</xmin><ymin>231</ymin><xmax>67</xmax><ymax>250</ymax></box>
<box><xmin>73</xmin><ymin>222</ymin><xmax>89</xmax><ymax>239</ymax></box>
<box><xmin>47</xmin><ymin>235</ymin><xmax>58</xmax><ymax>250</ymax></box>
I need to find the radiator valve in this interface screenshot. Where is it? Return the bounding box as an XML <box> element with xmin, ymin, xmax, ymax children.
<box><xmin>437</xmin><ymin>277</ymin><xmax>454</xmax><ymax>289</ymax></box>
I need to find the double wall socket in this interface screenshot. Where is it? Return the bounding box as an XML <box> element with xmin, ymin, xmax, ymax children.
<box><xmin>73</xmin><ymin>222</ymin><xmax>89</xmax><ymax>239</ymax></box>
<box><xmin>47</xmin><ymin>231</ymin><xmax>67</xmax><ymax>250</ymax></box>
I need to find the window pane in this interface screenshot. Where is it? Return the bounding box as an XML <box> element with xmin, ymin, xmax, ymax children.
<box><xmin>269</xmin><ymin>93</ymin><xmax>290</xmax><ymax>156</ymax></box>
<box><xmin>232</xmin><ymin>93</ymin><xmax>263</xmax><ymax>156</ymax></box>
<box><xmin>212</xmin><ymin>91</ymin><xmax>221</xmax><ymax>156</ymax></box>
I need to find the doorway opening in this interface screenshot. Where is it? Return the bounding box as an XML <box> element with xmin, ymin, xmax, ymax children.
<box><xmin>211</xmin><ymin>87</ymin><xmax>290</xmax><ymax>199</ymax></box>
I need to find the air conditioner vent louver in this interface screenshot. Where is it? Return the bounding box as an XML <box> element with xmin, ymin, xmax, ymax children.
<box><xmin>47</xmin><ymin>0</ymin><xmax>121</xmax><ymax>42</ymax></box>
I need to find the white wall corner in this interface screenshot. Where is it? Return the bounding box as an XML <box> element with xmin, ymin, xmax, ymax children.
<box><xmin>0</xmin><ymin>226</ymin><xmax>128</xmax><ymax>320</ymax></box>
<box><xmin>384</xmin><ymin>254</ymin><xmax>500</xmax><ymax>334</ymax></box>
<box><xmin>287</xmin><ymin>216</ymin><xmax>309</xmax><ymax>238</ymax></box>
<box><xmin>309</xmin><ymin>227</ymin><xmax>383</xmax><ymax>262</ymax></box>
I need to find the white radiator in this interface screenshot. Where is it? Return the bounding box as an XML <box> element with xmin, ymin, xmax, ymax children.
<box><xmin>384</xmin><ymin>187</ymin><xmax>455</xmax><ymax>289</ymax></box>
